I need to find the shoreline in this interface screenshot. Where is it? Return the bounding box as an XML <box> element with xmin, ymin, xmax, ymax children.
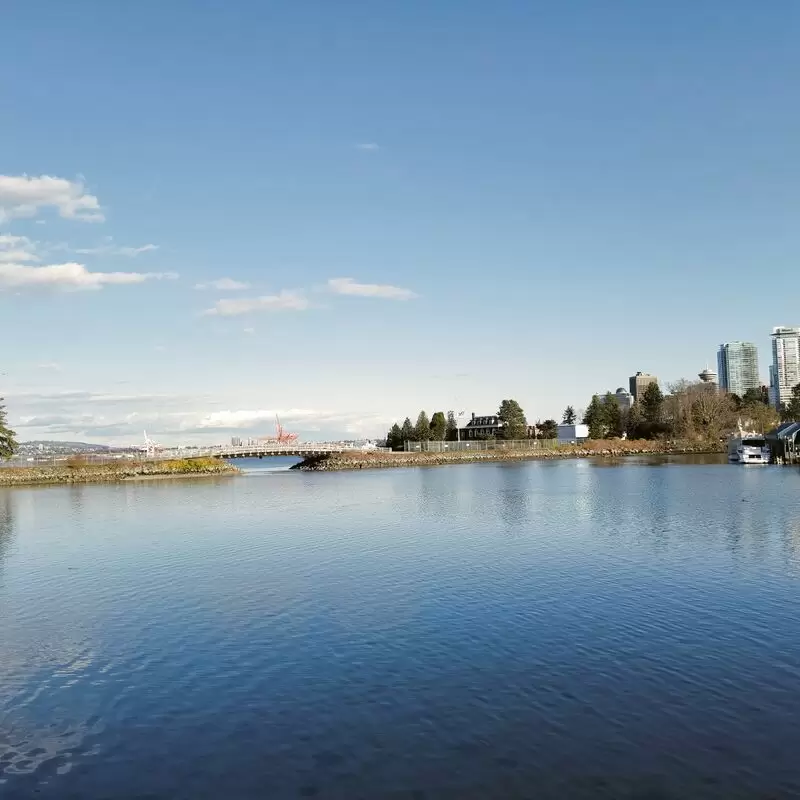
<box><xmin>0</xmin><ymin>457</ymin><xmax>240</xmax><ymax>487</ymax></box>
<box><xmin>291</xmin><ymin>442</ymin><xmax>725</xmax><ymax>472</ymax></box>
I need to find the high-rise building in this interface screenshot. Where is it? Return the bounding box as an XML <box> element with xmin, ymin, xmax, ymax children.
<box><xmin>770</xmin><ymin>326</ymin><xmax>800</xmax><ymax>408</ymax></box>
<box><xmin>716</xmin><ymin>342</ymin><xmax>759</xmax><ymax>396</ymax></box>
<box><xmin>629</xmin><ymin>372</ymin><xmax>658</xmax><ymax>403</ymax></box>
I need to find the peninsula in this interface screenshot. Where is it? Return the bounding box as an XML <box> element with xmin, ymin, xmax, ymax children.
<box><xmin>291</xmin><ymin>440</ymin><xmax>723</xmax><ymax>472</ymax></box>
<box><xmin>0</xmin><ymin>457</ymin><xmax>239</xmax><ymax>487</ymax></box>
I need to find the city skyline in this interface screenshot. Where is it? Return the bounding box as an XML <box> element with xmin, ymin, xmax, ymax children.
<box><xmin>3</xmin><ymin>325</ymin><xmax>796</xmax><ymax>446</ymax></box>
<box><xmin>2</xmin><ymin>2</ymin><xmax>800</xmax><ymax>445</ymax></box>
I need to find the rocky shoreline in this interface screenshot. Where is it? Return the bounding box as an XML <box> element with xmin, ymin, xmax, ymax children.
<box><xmin>292</xmin><ymin>441</ymin><xmax>724</xmax><ymax>472</ymax></box>
<box><xmin>0</xmin><ymin>457</ymin><xmax>239</xmax><ymax>487</ymax></box>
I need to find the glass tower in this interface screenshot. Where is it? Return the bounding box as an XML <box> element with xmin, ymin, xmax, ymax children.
<box><xmin>717</xmin><ymin>342</ymin><xmax>760</xmax><ymax>397</ymax></box>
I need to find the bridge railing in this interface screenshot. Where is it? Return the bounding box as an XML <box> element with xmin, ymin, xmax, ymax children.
<box><xmin>0</xmin><ymin>443</ymin><xmax>390</xmax><ymax>467</ymax></box>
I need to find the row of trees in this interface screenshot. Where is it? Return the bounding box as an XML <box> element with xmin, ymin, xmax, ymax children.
<box><xmin>0</xmin><ymin>399</ymin><xmax>17</xmax><ymax>459</ymax></box>
<box><xmin>385</xmin><ymin>400</ymin><xmax>530</xmax><ymax>450</ymax></box>
<box><xmin>385</xmin><ymin>410</ymin><xmax>454</xmax><ymax>449</ymax></box>
<box><xmin>579</xmin><ymin>380</ymin><xmax>795</xmax><ymax>442</ymax></box>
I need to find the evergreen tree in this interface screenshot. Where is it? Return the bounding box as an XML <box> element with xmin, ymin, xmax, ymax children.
<box><xmin>386</xmin><ymin>423</ymin><xmax>403</xmax><ymax>450</ymax></box>
<box><xmin>626</xmin><ymin>402</ymin><xmax>643</xmax><ymax>439</ymax></box>
<box><xmin>641</xmin><ymin>382</ymin><xmax>664</xmax><ymax>424</ymax></box>
<box><xmin>562</xmin><ymin>406</ymin><xmax>576</xmax><ymax>425</ymax></box>
<box><xmin>582</xmin><ymin>395</ymin><xmax>606</xmax><ymax>439</ymax></box>
<box><xmin>400</xmin><ymin>417</ymin><xmax>414</xmax><ymax>444</ymax></box>
<box><xmin>603</xmin><ymin>392</ymin><xmax>623</xmax><ymax>438</ymax></box>
<box><xmin>429</xmin><ymin>411</ymin><xmax>447</xmax><ymax>441</ymax></box>
<box><xmin>0</xmin><ymin>398</ymin><xmax>17</xmax><ymax>460</ymax></box>
<box><xmin>537</xmin><ymin>419</ymin><xmax>558</xmax><ymax>439</ymax></box>
<box><xmin>497</xmin><ymin>399</ymin><xmax>527</xmax><ymax>439</ymax></box>
<box><xmin>446</xmin><ymin>410</ymin><xmax>458</xmax><ymax>441</ymax></box>
<box><xmin>414</xmin><ymin>410</ymin><xmax>431</xmax><ymax>441</ymax></box>
<box><xmin>742</xmin><ymin>387</ymin><xmax>767</xmax><ymax>407</ymax></box>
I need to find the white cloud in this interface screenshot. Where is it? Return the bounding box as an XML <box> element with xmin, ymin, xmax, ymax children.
<box><xmin>355</xmin><ymin>142</ymin><xmax>381</xmax><ymax>151</ymax></box>
<box><xmin>192</xmin><ymin>408</ymin><xmax>322</xmax><ymax>430</ymax></box>
<box><xmin>243</xmin><ymin>327</ymin><xmax>255</xmax><ymax>334</ymax></box>
<box><xmin>0</xmin><ymin>174</ymin><xmax>104</xmax><ymax>223</ymax></box>
<box><xmin>195</xmin><ymin>277</ymin><xmax>250</xmax><ymax>291</ymax></box>
<box><xmin>0</xmin><ymin>234</ymin><xmax>39</xmax><ymax>263</ymax></box>
<box><xmin>0</xmin><ymin>261</ymin><xmax>178</xmax><ymax>291</ymax></box>
<box><xmin>10</xmin><ymin>390</ymin><xmax>393</xmax><ymax>445</ymax></box>
<box><xmin>327</xmin><ymin>277</ymin><xmax>416</xmax><ymax>300</ymax></box>
<box><xmin>37</xmin><ymin>362</ymin><xmax>62</xmax><ymax>371</ymax></box>
<box><xmin>73</xmin><ymin>238</ymin><xmax>159</xmax><ymax>257</ymax></box>
<box><xmin>202</xmin><ymin>290</ymin><xmax>309</xmax><ymax>316</ymax></box>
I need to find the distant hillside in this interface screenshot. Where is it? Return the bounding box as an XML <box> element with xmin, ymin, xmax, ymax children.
<box><xmin>19</xmin><ymin>441</ymin><xmax>112</xmax><ymax>452</ymax></box>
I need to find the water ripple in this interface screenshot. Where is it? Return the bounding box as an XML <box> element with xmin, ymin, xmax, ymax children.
<box><xmin>1</xmin><ymin>459</ymin><xmax>800</xmax><ymax>797</ymax></box>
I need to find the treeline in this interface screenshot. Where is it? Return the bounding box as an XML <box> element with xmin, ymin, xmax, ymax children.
<box><xmin>385</xmin><ymin>400</ymin><xmax>535</xmax><ymax>450</ymax></box>
<box><xmin>385</xmin><ymin>410</ymin><xmax>454</xmax><ymax>450</ymax></box>
<box><xmin>581</xmin><ymin>381</ymin><xmax>788</xmax><ymax>442</ymax></box>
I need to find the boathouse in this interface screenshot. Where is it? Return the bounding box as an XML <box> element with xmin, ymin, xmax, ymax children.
<box><xmin>765</xmin><ymin>422</ymin><xmax>800</xmax><ymax>464</ymax></box>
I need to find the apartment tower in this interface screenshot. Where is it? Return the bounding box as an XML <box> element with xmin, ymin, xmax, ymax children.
<box><xmin>770</xmin><ymin>327</ymin><xmax>800</xmax><ymax>408</ymax></box>
<box><xmin>717</xmin><ymin>342</ymin><xmax>759</xmax><ymax>397</ymax></box>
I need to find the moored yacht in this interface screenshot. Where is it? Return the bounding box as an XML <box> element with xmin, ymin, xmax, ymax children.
<box><xmin>727</xmin><ymin>427</ymin><xmax>770</xmax><ymax>464</ymax></box>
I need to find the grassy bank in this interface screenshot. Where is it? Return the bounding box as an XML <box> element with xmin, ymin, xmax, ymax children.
<box><xmin>292</xmin><ymin>440</ymin><xmax>724</xmax><ymax>472</ymax></box>
<box><xmin>0</xmin><ymin>457</ymin><xmax>239</xmax><ymax>486</ymax></box>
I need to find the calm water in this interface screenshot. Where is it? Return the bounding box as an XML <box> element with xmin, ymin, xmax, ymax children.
<box><xmin>2</xmin><ymin>457</ymin><xmax>800</xmax><ymax>799</ymax></box>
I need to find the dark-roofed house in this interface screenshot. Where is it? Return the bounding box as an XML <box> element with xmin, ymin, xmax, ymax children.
<box><xmin>462</xmin><ymin>413</ymin><xmax>504</xmax><ymax>439</ymax></box>
<box><xmin>460</xmin><ymin>412</ymin><xmax>538</xmax><ymax>440</ymax></box>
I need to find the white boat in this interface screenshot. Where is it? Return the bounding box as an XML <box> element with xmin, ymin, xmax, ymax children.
<box><xmin>727</xmin><ymin>427</ymin><xmax>770</xmax><ymax>464</ymax></box>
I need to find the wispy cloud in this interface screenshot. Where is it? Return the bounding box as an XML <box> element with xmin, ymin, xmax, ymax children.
<box><xmin>0</xmin><ymin>262</ymin><xmax>178</xmax><ymax>291</ymax></box>
<box><xmin>36</xmin><ymin>362</ymin><xmax>62</xmax><ymax>371</ymax></box>
<box><xmin>202</xmin><ymin>290</ymin><xmax>309</xmax><ymax>316</ymax></box>
<box><xmin>72</xmin><ymin>237</ymin><xmax>159</xmax><ymax>257</ymax></box>
<box><xmin>0</xmin><ymin>174</ymin><xmax>103</xmax><ymax>223</ymax></box>
<box><xmin>0</xmin><ymin>234</ymin><xmax>39</xmax><ymax>263</ymax></box>
<box><xmin>243</xmin><ymin>327</ymin><xmax>255</xmax><ymax>334</ymax></box>
<box><xmin>195</xmin><ymin>277</ymin><xmax>250</xmax><ymax>291</ymax></box>
<box><xmin>327</xmin><ymin>277</ymin><xmax>416</xmax><ymax>300</ymax></box>
<box><xmin>355</xmin><ymin>142</ymin><xmax>381</xmax><ymax>151</ymax></box>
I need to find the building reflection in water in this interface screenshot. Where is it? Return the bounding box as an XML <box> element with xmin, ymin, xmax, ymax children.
<box><xmin>495</xmin><ymin>463</ymin><xmax>533</xmax><ymax>531</ymax></box>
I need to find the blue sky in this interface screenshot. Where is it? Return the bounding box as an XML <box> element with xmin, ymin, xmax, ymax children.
<box><xmin>1</xmin><ymin>1</ymin><xmax>799</xmax><ymax>444</ymax></box>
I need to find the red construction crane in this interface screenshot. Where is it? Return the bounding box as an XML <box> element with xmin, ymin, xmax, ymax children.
<box><xmin>257</xmin><ymin>415</ymin><xmax>298</xmax><ymax>445</ymax></box>
<box><xmin>274</xmin><ymin>415</ymin><xmax>298</xmax><ymax>444</ymax></box>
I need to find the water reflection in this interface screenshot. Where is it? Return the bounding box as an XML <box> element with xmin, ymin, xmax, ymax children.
<box><xmin>0</xmin><ymin>491</ymin><xmax>12</xmax><ymax>565</ymax></box>
<box><xmin>495</xmin><ymin>463</ymin><xmax>531</xmax><ymax>530</ymax></box>
<box><xmin>2</xmin><ymin>459</ymin><xmax>800</xmax><ymax>797</ymax></box>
